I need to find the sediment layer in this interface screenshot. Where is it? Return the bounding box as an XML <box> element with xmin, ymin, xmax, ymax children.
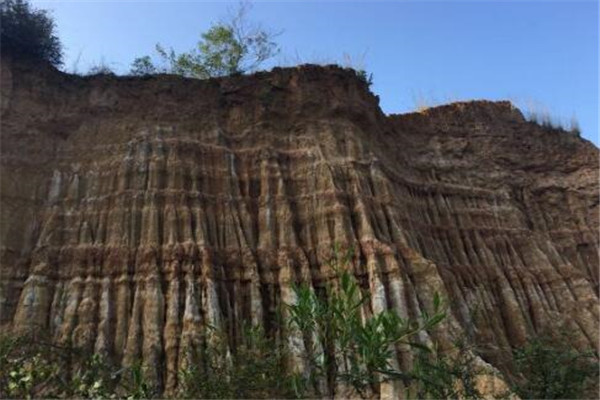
<box><xmin>1</xmin><ymin>57</ymin><xmax>597</xmax><ymax>395</ymax></box>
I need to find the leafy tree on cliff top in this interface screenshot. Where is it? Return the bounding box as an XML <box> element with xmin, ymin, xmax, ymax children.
<box><xmin>130</xmin><ymin>2</ymin><xmax>280</xmax><ymax>78</ymax></box>
<box><xmin>0</xmin><ymin>0</ymin><xmax>62</xmax><ymax>66</ymax></box>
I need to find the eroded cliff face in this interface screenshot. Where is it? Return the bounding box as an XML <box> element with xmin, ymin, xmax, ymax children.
<box><xmin>1</xmin><ymin>57</ymin><xmax>598</xmax><ymax>395</ymax></box>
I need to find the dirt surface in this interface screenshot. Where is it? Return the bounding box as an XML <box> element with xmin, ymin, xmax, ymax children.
<box><xmin>1</xmin><ymin>56</ymin><xmax>597</xmax><ymax>396</ymax></box>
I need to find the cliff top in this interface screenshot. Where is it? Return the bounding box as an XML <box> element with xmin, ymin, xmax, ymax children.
<box><xmin>2</xmin><ymin>54</ymin><xmax>530</xmax><ymax>123</ymax></box>
<box><xmin>2</xmin><ymin>55</ymin><xmax>595</xmax><ymax>155</ymax></box>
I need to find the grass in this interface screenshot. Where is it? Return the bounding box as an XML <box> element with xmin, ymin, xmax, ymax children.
<box><xmin>517</xmin><ymin>98</ymin><xmax>581</xmax><ymax>135</ymax></box>
<box><xmin>410</xmin><ymin>90</ymin><xmax>463</xmax><ymax>113</ymax></box>
<box><xmin>409</xmin><ymin>93</ymin><xmax>582</xmax><ymax>136</ymax></box>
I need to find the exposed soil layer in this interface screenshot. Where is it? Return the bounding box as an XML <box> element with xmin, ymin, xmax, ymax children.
<box><xmin>1</xmin><ymin>57</ymin><xmax>598</xmax><ymax>395</ymax></box>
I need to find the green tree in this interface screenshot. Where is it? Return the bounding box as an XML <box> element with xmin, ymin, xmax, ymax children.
<box><xmin>130</xmin><ymin>2</ymin><xmax>279</xmax><ymax>78</ymax></box>
<box><xmin>0</xmin><ymin>0</ymin><xmax>62</xmax><ymax>66</ymax></box>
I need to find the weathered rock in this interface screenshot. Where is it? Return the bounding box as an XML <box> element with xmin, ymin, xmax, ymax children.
<box><xmin>1</xmin><ymin>56</ymin><xmax>597</xmax><ymax>396</ymax></box>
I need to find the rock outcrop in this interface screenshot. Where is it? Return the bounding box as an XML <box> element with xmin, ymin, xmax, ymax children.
<box><xmin>1</xmin><ymin>56</ymin><xmax>598</xmax><ymax>395</ymax></box>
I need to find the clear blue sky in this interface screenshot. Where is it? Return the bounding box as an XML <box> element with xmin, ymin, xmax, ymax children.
<box><xmin>32</xmin><ymin>0</ymin><xmax>599</xmax><ymax>145</ymax></box>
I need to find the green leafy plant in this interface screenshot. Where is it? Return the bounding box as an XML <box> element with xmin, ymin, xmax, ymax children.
<box><xmin>287</xmin><ymin>246</ymin><xmax>447</xmax><ymax>398</ymax></box>
<box><xmin>69</xmin><ymin>353</ymin><xmax>115</xmax><ymax>399</ymax></box>
<box><xmin>0</xmin><ymin>333</ymin><xmax>64</xmax><ymax>399</ymax></box>
<box><xmin>0</xmin><ymin>0</ymin><xmax>62</xmax><ymax>66</ymax></box>
<box><xmin>512</xmin><ymin>332</ymin><xmax>599</xmax><ymax>399</ymax></box>
<box><xmin>129</xmin><ymin>55</ymin><xmax>157</xmax><ymax>76</ymax></box>
<box><xmin>177</xmin><ymin>323</ymin><xmax>297</xmax><ymax>399</ymax></box>
<box><xmin>0</xmin><ymin>331</ymin><xmax>155</xmax><ymax>399</ymax></box>
<box><xmin>131</xmin><ymin>2</ymin><xmax>280</xmax><ymax>78</ymax></box>
<box><xmin>117</xmin><ymin>361</ymin><xmax>156</xmax><ymax>399</ymax></box>
<box><xmin>5</xmin><ymin>354</ymin><xmax>60</xmax><ymax>399</ymax></box>
<box><xmin>406</xmin><ymin>339</ymin><xmax>483</xmax><ymax>399</ymax></box>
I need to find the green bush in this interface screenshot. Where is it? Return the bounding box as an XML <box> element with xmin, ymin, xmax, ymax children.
<box><xmin>129</xmin><ymin>55</ymin><xmax>156</xmax><ymax>76</ymax></box>
<box><xmin>0</xmin><ymin>0</ymin><xmax>62</xmax><ymax>66</ymax></box>
<box><xmin>287</xmin><ymin>247</ymin><xmax>446</xmax><ymax>397</ymax></box>
<box><xmin>356</xmin><ymin>69</ymin><xmax>374</xmax><ymax>87</ymax></box>
<box><xmin>0</xmin><ymin>334</ymin><xmax>64</xmax><ymax>398</ymax></box>
<box><xmin>69</xmin><ymin>354</ymin><xmax>116</xmax><ymax>399</ymax></box>
<box><xmin>0</xmin><ymin>332</ymin><xmax>153</xmax><ymax>399</ymax></box>
<box><xmin>512</xmin><ymin>332</ymin><xmax>599</xmax><ymax>399</ymax></box>
<box><xmin>177</xmin><ymin>324</ymin><xmax>297</xmax><ymax>399</ymax></box>
<box><xmin>406</xmin><ymin>339</ymin><xmax>483</xmax><ymax>399</ymax></box>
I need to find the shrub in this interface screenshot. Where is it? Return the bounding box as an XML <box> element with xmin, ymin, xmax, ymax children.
<box><xmin>0</xmin><ymin>0</ymin><xmax>62</xmax><ymax>66</ymax></box>
<box><xmin>177</xmin><ymin>324</ymin><xmax>297</xmax><ymax>399</ymax></box>
<box><xmin>130</xmin><ymin>55</ymin><xmax>157</xmax><ymax>76</ymax></box>
<box><xmin>356</xmin><ymin>69</ymin><xmax>374</xmax><ymax>87</ymax></box>
<box><xmin>287</xmin><ymin>246</ymin><xmax>446</xmax><ymax>397</ymax></box>
<box><xmin>86</xmin><ymin>59</ymin><xmax>115</xmax><ymax>76</ymax></box>
<box><xmin>406</xmin><ymin>339</ymin><xmax>483</xmax><ymax>399</ymax></box>
<box><xmin>0</xmin><ymin>331</ymin><xmax>153</xmax><ymax>399</ymax></box>
<box><xmin>69</xmin><ymin>354</ymin><xmax>116</xmax><ymax>399</ymax></box>
<box><xmin>0</xmin><ymin>333</ymin><xmax>64</xmax><ymax>398</ymax></box>
<box><xmin>118</xmin><ymin>361</ymin><xmax>157</xmax><ymax>399</ymax></box>
<box><xmin>512</xmin><ymin>332</ymin><xmax>599</xmax><ymax>399</ymax></box>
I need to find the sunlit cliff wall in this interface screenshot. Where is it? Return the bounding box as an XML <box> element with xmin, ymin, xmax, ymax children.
<box><xmin>1</xmin><ymin>57</ymin><xmax>597</xmax><ymax>395</ymax></box>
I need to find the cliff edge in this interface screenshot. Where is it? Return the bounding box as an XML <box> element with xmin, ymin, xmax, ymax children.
<box><xmin>1</xmin><ymin>57</ymin><xmax>598</xmax><ymax>395</ymax></box>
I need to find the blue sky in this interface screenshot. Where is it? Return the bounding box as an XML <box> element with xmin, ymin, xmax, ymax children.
<box><xmin>32</xmin><ymin>0</ymin><xmax>599</xmax><ymax>144</ymax></box>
